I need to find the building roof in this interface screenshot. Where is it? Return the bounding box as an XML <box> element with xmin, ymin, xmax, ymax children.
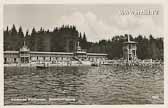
<box><xmin>4</xmin><ymin>51</ymin><xmax>19</xmax><ymax>53</ymax></box>
<box><xmin>124</xmin><ymin>41</ymin><xmax>137</xmax><ymax>44</ymax></box>
<box><xmin>87</xmin><ymin>53</ymin><xmax>107</xmax><ymax>56</ymax></box>
<box><xmin>75</xmin><ymin>51</ymin><xmax>87</xmax><ymax>54</ymax></box>
<box><xmin>30</xmin><ymin>51</ymin><xmax>74</xmax><ymax>55</ymax></box>
<box><xmin>124</xmin><ymin>35</ymin><xmax>137</xmax><ymax>44</ymax></box>
<box><xmin>19</xmin><ymin>41</ymin><xmax>30</xmax><ymax>52</ymax></box>
<box><xmin>20</xmin><ymin>47</ymin><xmax>30</xmax><ymax>52</ymax></box>
<box><xmin>4</xmin><ymin>51</ymin><xmax>107</xmax><ymax>56</ymax></box>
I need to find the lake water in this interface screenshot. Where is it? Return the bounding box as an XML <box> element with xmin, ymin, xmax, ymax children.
<box><xmin>4</xmin><ymin>65</ymin><xmax>164</xmax><ymax>105</ymax></box>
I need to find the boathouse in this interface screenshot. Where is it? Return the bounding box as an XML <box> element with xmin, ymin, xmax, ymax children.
<box><xmin>4</xmin><ymin>41</ymin><xmax>107</xmax><ymax>64</ymax></box>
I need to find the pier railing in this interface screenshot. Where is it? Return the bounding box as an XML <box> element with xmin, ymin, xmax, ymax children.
<box><xmin>104</xmin><ymin>59</ymin><xmax>163</xmax><ymax>65</ymax></box>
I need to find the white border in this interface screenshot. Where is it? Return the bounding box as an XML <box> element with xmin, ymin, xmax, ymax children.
<box><xmin>2</xmin><ymin>0</ymin><xmax>166</xmax><ymax>4</ymax></box>
<box><xmin>0</xmin><ymin>0</ymin><xmax>167</xmax><ymax>108</ymax></box>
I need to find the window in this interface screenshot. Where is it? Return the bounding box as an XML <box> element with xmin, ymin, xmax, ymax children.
<box><xmin>129</xmin><ymin>44</ymin><xmax>131</xmax><ymax>49</ymax></box>
<box><xmin>133</xmin><ymin>50</ymin><xmax>136</xmax><ymax>56</ymax></box>
<box><xmin>14</xmin><ymin>58</ymin><xmax>16</xmax><ymax>63</ymax></box>
<box><xmin>129</xmin><ymin>54</ymin><xmax>132</xmax><ymax>60</ymax></box>
<box><xmin>4</xmin><ymin>58</ymin><xmax>7</xmax><ymax>63</ymax></box>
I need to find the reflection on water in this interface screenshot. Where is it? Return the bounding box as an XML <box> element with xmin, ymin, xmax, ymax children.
<box><xmin>4</xmin><ymin>65</ymin><xmax>163</xmax><ymax>105</ymax></box>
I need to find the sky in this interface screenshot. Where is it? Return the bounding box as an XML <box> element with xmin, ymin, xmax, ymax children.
<box><xmin>4</xmin><ymin>4</ymin><xmax>163</xmax><ymax>42</ymax></box>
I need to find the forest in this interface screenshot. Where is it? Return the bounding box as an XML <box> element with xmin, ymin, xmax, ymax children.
<box><xmin>4</xmin><ymin>24</ymin><xmax>163</xmax><ymax>60</ymax></box>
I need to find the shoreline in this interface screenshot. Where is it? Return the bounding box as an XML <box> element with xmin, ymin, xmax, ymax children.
<box><xmin>4</xmin><ymin>63</ymin><xmax>92</xmax><ymax>67</ymax></box>
<box><xmin>4</xmin><ymin>62</ymin><xmax>163</xmax><ymax>67</ymax></box>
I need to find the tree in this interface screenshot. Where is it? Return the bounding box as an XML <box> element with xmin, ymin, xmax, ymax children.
<box><xmin>17</xmin><ymin>26</ymin><xmax>24</xmax><ymax>49</ymax></box>
<box><xmin>29</xmin><ymin>27</ymin><xmax>37</xmax><ymax>50</ymax></box>
<box><xmin>4</xmin><ymin>25</ymin><xmax>163</xmax><ymax>60</ymax></box>
<box><xmin>4</xmin><ymin>26</ymin><xmax>10</xmax><ymax>50</ymax></box>
<box><xmin>81</xmin><ymin>32</ymin><xmax>87</xmax><ymax>50</ymax></box>
<box><xmin>11</xmin><ymin>24</ymin><xmax>17</xmax><ymax>36</ymax></box>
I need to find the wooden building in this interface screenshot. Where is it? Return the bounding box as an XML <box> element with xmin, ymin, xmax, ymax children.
<box><xmin>4</xmin><ymin>41</ymin><xmax>107</xmax><ymax>65</ymax></box>
<box><xmin>123</xmin><ymin>36</ymin><xmax>137</xmax><ymax>63</ymax></box>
